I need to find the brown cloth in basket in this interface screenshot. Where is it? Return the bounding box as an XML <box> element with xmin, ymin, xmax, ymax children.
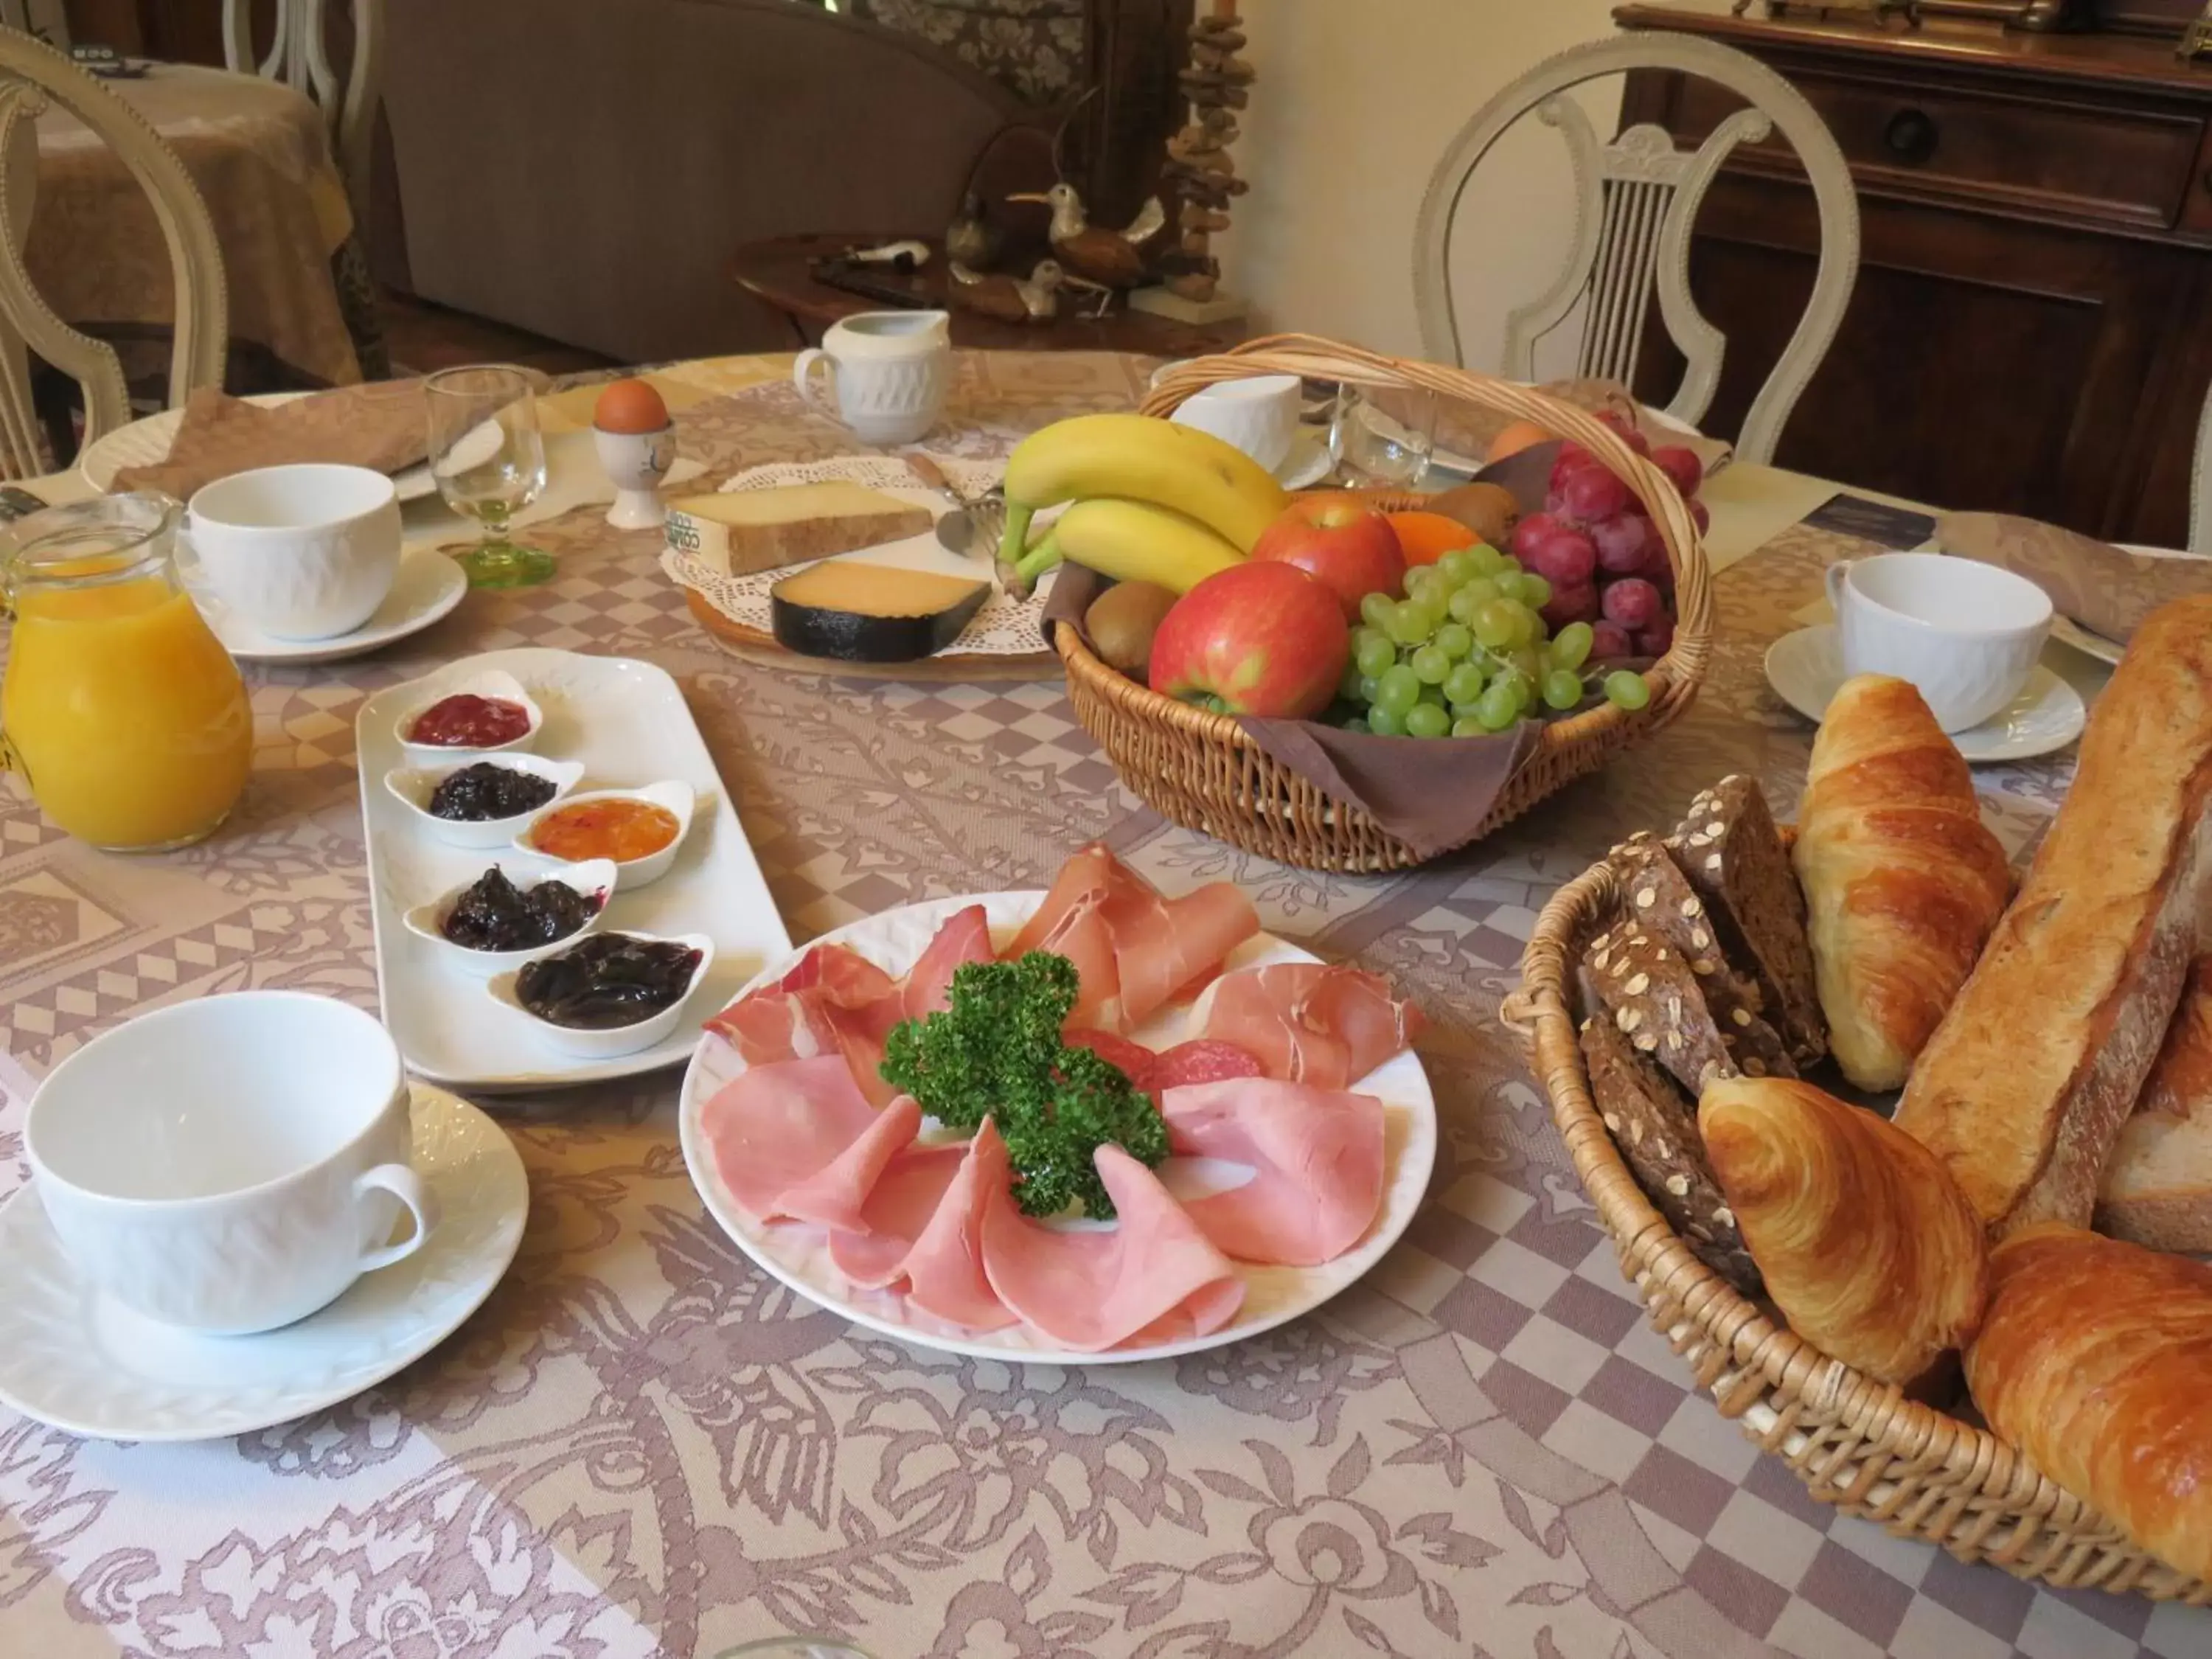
<box><xmin>1936</xmin><ymin>511</ymin><xmax>2212</xmax><ymax>646</ymax></box>
<box><xmin>111</xmin><ymin>381</ymin><xmax>431</xmax><ymax>500</ymax></box>
<box><xmin>1433</xmin><ymin>377</ymin><xmax>1732</xmax><ymax>482</ymax></box>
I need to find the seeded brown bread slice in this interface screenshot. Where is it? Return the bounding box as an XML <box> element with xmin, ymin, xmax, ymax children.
<box><xmin>1610</xmin><ymin>832</ymin><xmax>1795</xmax><ymax>1082</ymax></box>
<box><xmin>1579</xmin><ymin>1012</ymin><xmax>1762</xmax><ymax>1296</ymax></box>
<box><xmin>1669</xmin><ymin>775</ymin><xmax>1827</xmax><ymax>1065</ymax></box>
<box><xmin>1583</xmin><ymin>919</ymin><xmax>1738</xmax><ymax>1098</ymax></box>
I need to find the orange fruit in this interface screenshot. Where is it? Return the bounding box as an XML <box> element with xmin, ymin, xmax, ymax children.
<box><xmin>1486</xmin><ymin>420</ymin><xmax>1554</xmax><ymax>465</ymax></box>
<box><xmin>1385</xmin><ymin>510</ymin><xmax>1480</xmax><ymax>567</ymax></box>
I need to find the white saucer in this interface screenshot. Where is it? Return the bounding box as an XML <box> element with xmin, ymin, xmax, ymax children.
<box><xmin>188</xmin><ymin>548</ymin><xmax>468</xmax><ymax>665</ymax></box>
<box><xmin>1764</xmin><ymin>625</ymin><xmax>2086</xmax><ymax>764</ymax></box>
<box><xmin>1278</xmin><ymin>426</ymin><xmax>1332</xmax><ymax>491</ymax></box>
<box><xmin>0</xmin><ymin>1084</ymin><xmax>526</xmax><ymax>1441</ymax></box>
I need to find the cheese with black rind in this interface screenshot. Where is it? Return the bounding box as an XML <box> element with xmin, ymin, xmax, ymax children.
<box><xmin>770</xmin><ymin>563</ymin><xmax>991</xmax><ymax>662</ymax></box>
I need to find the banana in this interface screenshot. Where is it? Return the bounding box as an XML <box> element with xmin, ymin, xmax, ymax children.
<box><xmin>999</xmin><ymin>414</ymin><xmax>1287</xmax><ymax>562</ymax></box>
<box><xmin>1019</xmin><ymin>498</ymin><xmax>1244</xmax><ymax>595</ymax></box>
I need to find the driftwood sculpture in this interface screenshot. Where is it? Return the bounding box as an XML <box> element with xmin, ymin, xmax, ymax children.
<box><xmin>1157</xmin><ymin>0</ymin><xmax>1252</xmax><ymax>304</ymax></box>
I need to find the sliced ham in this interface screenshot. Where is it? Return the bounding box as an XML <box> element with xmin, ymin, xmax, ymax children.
<box><xmin>1006</xmin><ymin>844</ymin><xmax>1258</xmax><ymax>1034</ymax></box>
<box><xmin>829</xmin><ymin>1144</ymin><xmax>967</xmax><ymax>1288</ymax></box>
<box><xmin>887</xmin><ymin>903</ymin><xmax>992</xmax><ymax>1026</ymax></box>
<box><xmin>1160</xmin><ymin>1079</ymin><xmax>1386</xmax><ymax>1267</ymax></box>
<box><xmin>773</xmin><ymin>1094</ymin><xmax>923</xmax><ymax>1231</ymax></box>
<box><xmin>702</xmin><ymin>1055</ymin><xmax>882</xmax><ymax>1220</ymax></box>
<box><xmin>979</xmin><ymin>1142</ymin><xmax>1245</xmax><ymax>1352</ymax></box>
<box><xmin>827</xmin><ymin>1124</ymin><xmax>1018</xmax><ymax>1332</ymax></box>
<box><xmin>1197</xmin><ymin>962</ymin><xmax>1425</xmax><ymax>1090</ymax></box>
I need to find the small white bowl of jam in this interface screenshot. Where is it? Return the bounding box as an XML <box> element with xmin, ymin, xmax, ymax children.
<box><xmin>490</xmin><ymin>928</ymin><xmax>716</xmax><ymax>1058</ymax></box>
<box><xmin>386</xmin><ymin>754</ymin><xmax>585</xmax><ymax>850</ymax></box>
<box><xmin>512</xmin><ymin>780</ymin><xmax>695</xmax><ymax>891</ymax></box>
<box><xmin>394</xmin><ymin>669</ymin><xmax>544</xmax><ymax>763</ymax></box>
<box><xmin>403</xmin><ymin>859</ymin><xmax>616</xmax><ymax>977</ymax></box>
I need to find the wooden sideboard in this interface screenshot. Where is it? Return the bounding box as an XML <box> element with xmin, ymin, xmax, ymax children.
<box><xmin>1615</xmin><ymin>1</ymin><xmax>2212</xmax><ymax>544</ymax></box>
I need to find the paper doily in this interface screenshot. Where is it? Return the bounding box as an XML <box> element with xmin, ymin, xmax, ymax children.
<box><xmin>659</xmin><ymin>457</ymin><xmax>1056</xmax><ymax>658</ymax></box>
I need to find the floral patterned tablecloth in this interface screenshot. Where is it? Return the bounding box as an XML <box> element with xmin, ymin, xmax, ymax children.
<box><xmin>0</xmin><ymin>352</ymin><xmax>2197</xmax><ymax>1659</ymax></box>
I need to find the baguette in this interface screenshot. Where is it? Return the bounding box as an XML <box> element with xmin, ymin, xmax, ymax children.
<box><xmin>2095</xmin><ymin>957</ymin><xmax>2212</xmax><ymax>1253</ymax></box>
<box><xmin>1895</xmin><ymin>596</ymin><xmax>2212</xmax><ymax>1235</ymax></box>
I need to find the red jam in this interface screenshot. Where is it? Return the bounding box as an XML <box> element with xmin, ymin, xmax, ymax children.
<box><xmin>408</xmin><ymin>694</ymin><xmax>532</xmax><ymax>748</ymax></box>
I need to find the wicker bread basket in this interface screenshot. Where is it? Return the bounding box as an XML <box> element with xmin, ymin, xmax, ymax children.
<box><xmin>1503</xmin><ymin>850</ymin><xmax>2212</xmax><ymax>1603</ymax></box>
<box><xmin>1055</xmin><ymin>333</ymin><xmax>1714</xmax><ymax>874</ymax></box>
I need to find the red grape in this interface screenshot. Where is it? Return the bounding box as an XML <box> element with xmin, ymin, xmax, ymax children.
<box><xmin>1595</xmin><ymin>410</ymin><xmax>1652</xmax><ymax>457</ymax></box>
<box><xmin>1636</xmin><ymin>617</ymin><xmax>1676</xmax><ymax>655</ymax></box>
<box><xmin>1690</xmin><ymin>498</ymin><xmax>1711</xmax><ymax>536</ymax></box>
<box><xmin>1560</xmin><ymin>465</ymin><xmax>1631</xmax><ymax>524</ymax></box>
<box><xmin>1540</xmin><ymin>582</ymin><xmax>1600</xmax><ymax>630</ymax></box>
<box><xmin>1601</xmin><ymin>577</ymin><xmax>1663</xmax><ymax>630</ymax></box>
<box><xmin>1518</xmin><ymin>521</ymin><xmax>1598</xmax><ymax>588</ymax></box>
<box><xmin>1590</xmin><ymin>512</ymin><xmax>1655</xmax><ymax>575</ymax></box>
<box><xmin>1590</xmin><ymin>622</ymin><xmax>1634</xmax><ymax>660</ymax></box>
<box><xmin>1552</xmin><ymin>440</ymin><xmax>1592</xmax><ymax>479</ymax></box>
<box><xmin>1652</xmin><ymin>445</ymin><xmax>1704</xmax><ymax>498</ymax></box>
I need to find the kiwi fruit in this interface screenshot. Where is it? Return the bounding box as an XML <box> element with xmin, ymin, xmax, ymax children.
<box><xmin>1085</xmin><ymin>581</ymin><xmax>1179</xmax><ymax>680</ymax></box>
<box><xmin>1428</xmin><ymin>481</ymin><xmax>1519</xmax><ymax>549</ymax></box>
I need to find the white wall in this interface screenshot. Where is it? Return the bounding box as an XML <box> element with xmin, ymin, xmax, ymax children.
<box><xmin>1214</xmin><ymin>0</ymin><xmax>1626</xmax><ymax>373</ymax></box>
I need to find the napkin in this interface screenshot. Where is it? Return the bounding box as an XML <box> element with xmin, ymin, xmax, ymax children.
<box><xmin>112</xmin><ymin>380</ymin><xmax>431</xmax><ymax>500</ymax></box>
<box><xmin>1935</xmin><ymin>511</ymin><xmax>2212</xmax><ymax>645</ymax></box>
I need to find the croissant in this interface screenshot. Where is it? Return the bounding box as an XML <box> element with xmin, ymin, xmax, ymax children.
<box><xmin>1700</xmin><ymin>1077</ymin><xmax>1988</xmax><ymax>1387</ymax></box>
<box><xmin>1792</xmin><ymin>675</ymin><xmax>2011</xmax><ymax>1091</ymax></box>
<box><xmin>1966</xmin><ymin>1225</ymin><xmax>2212</xmax><ymax>1584</ymax></box>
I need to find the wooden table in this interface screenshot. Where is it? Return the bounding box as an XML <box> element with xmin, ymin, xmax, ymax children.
<box><xmin>731</xmin><ymin>232</ymin><xmax>1247</xmax><ymax>356</ymax></box>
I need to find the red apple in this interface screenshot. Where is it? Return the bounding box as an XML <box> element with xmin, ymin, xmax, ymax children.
<box><xmin>1149</xmin><ymin>562</ymin><xmax>1349</xmax><ymax>720</ymax></box>
<box><xmin>1247</xmin><ymin>492</ymin><xmax>1405</xmax><ymax>622</ymax></box>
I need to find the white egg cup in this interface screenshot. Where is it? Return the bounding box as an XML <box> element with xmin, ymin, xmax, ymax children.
<box><xmin>594</xmin><ymin>424</ymin><xmax>676</xmax><ymax>532</ymax></box>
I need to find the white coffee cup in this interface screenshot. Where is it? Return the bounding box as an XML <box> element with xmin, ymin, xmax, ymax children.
<box><xmin>1171</xmin><ymin>373</ymin><xmax>1301</xmax><ymax>473</ymax></box>
<box><xmin>1825</xmin><ymin>552</ymin><xmax>2053</xmax><ymax>732</ymax></box>
<box><xmin>185</xmin><ymin>463</ymin><xmax>403</xmax><ymax>641</ymax></box>
<box><xmin>793</xmin><ymin>310</ymin><xmax>952</xmax><ymax>446</ymax></box>
<box><xmin>24</xmin><ymin>992</ymin><xmax>438</xmax><ymax>1335</ymax></box>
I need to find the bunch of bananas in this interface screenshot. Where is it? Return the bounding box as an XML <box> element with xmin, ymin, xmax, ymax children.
<box><xmin>998</xmin><ymin>414</ymin><xmax>1288</xmax><ymax>595</ymax></box>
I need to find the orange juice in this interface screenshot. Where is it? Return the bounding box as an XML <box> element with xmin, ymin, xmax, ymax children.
<box><xmin>4</xmin><ymin>572</ymin><xmax>252</xmax><ymax>851</ymax></box>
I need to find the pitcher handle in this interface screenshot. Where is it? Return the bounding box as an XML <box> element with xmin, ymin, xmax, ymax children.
<box><xmin>354</xmin><ymin>1162</ymin><xmax>440</xmax><ymax>1273</ymax></box>
<box><xmin>793</xmin><ymin>349</ymin><xmax>836</xmax><ymax>417</ymax></box>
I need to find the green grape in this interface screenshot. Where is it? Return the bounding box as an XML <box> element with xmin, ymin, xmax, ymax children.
<box><xmin>1434</xmin><ymin>622</ymin><xmax>1474</xmax><ymax>661</ymax></box>
<box><xmin>1472</xmin><ymin>599</ymin><xmax>1517</xmax><ymax>650</ymax></box>
<box><xmin>1506</xmin><ymin>644</ymin><xmax>1545</xmax><ymax>684</ymax></box>
<box><xmin>1410</xmin><ymin>644</ymin><xmax>1451</xmax><ymax>685</ymax></box>
<box><xmin>1366</xmin><ymin>703</ymin><xmax>1405</xmax><ymax>737</ymax></box>
<box><xmin>1551</xmin><ymin>621</ymin><xmax>1594</xmax><ymax>672</ymax></box>
<box><xmin>1418</xmin><ymin>597</ymin><xmax>1453</xmax><ymax>636</ymax></box>
<box><xmin>1375</xmin><ymin>664</ymin><xmax>1422</xmax><ymax>716</ymax></box>
<box><xmin>1339</xmin><ymin>658</ymin><xmax>1367</xmax><ymax>701</ymax></box>
<box><xmin>1468</xmin><ymin>543</ymin><xmax>1508</xmax><ymax>577</ymax></box>
<box><xmin>1386</xmin><ymin>602</ymin><xmax>1429</xmax><ymax>647</ymax></box>
<box><xmin>1343</xmin><ymin>716</ymin><xmax>1371</xmax><ymax>735</ymax></box>
<box><xmin>1443</xmin><ymin>662</ymin><xmax>1487</xmax><ymax>706</ymax></box>
<box><xmin>1461</xmin><ymin>577</ymin><xmax>1502</xmax><ymax>608</ymax></box>
<box><xmin>1475</xmin><ymin>682</ymin><xmax>1520</xmax><ymax>731</ymax></box>
<box><xmin>1405</xmin><ymin>567</ymin><xmax>1441</xmax><ymax>604</ymax></box>
<box><xmin>1447</xmin><ymin>585</ymin><xmax>1483</xmax><ymax>626</ymax></box>
<box><xmin>1354</xmin><ymin>631</ymin><xmax>1396</xmax><ymax>679</ymax></box>
<box><xmin>1604</xmin><ymin>669</ymin><xmax>1653</xmax><ymax>712</ymax></box>
<box><xmin>1403</xmin><ymin>702</ymin><xmax>1450</xmax><ymax>739</ymax></box>
<box><xmin>1517</xmin><ymin>573</ymin><xmax>1554</xmax><ymax>609</ymax></box>
<box><xmin>1498</xmin><ymin>554</ymin><xmax>1523</xmax><ymax>575</ymax></box>
<box><xmin>1452</xmin><ymin>715</ymin><xmax>1486</xmax><ymax>738</ymax></box>
<box><xmin>1436</xmin><ymin>546</ymin><xmax>1479</xmax><ymax>585</ymax></box>
<box><xmin>1503</xmin><ymin>605</ymin><xmax>1542</xmax><ymax>651</ymax></box>
<box><xmin>1542</xmin><ymin>667</ymin><xmax>1584</xmax><ymax>711</ymax></box>
<box><xmin>1359</xmin><ymin>591</ymin><xmax>1397</xmax><ymax>630</ymax></box>
<box><xmin>1418</xmin><ymin>681</ymin><xmax>1448</xmax><ymax>706</ymax></box>
<box><xmin>1357</xmin><ymin>675</ymin><xmax>1381</xmax><ymax>705</ymax></box>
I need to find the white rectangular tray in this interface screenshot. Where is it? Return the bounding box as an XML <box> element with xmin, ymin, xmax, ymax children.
<box><xmin>356</xmin><ymin>647</ymin><xmax>793</xmax><ymax>1091</ymax></box>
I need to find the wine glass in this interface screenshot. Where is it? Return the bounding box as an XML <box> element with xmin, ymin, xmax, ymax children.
<box><xmin>1329</xmin><ymin>383</ymin><xmax>1438</xmax><ymax>489</ymax></box>
<box><xmin>426</xmin><ymin>364</ymin><xmax>553</xmax><ymax>588</ymax></box>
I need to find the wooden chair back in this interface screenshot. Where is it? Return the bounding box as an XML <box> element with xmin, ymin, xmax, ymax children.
<box><xmin>223</xmin><ymin>0</ymin><xmax>383</xmax><ymax>227</ymax></box>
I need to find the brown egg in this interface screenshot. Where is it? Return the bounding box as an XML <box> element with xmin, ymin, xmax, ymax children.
<box><xmin>594</xmin><ymin>378</ymin><xmax>670</xmax><ymax>434</ymax></box>
<box><xmin>1486</xmin><ymin>419</ymin><xmax>1554</xmax><ymax>465</ymax></box>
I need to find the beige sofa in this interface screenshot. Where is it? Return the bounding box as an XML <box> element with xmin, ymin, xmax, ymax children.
<box><xmin>379</xmin><ymin>0</ymin><xmax>1034</xmax><ymax>363</ymax></box>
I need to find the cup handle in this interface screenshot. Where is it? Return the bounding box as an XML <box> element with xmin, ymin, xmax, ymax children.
<box><xmin>354</xmin><ymin>1162</ymin><xmax>440</xmax><ymax>1273</ymax></box>
<box><xmin>793</xmin><ymin>349</ymin><xmax>835</xmax><ymax>416</ymax></box>
<box><xmin>1823</xmin><ymin>559</ymin><xmax>1854</xmax><ymax>617</ymax></box>
<box><xmin>172</xmin><ymin>521</ymin><xmax>210</xmax><ymax>591</ymax></box>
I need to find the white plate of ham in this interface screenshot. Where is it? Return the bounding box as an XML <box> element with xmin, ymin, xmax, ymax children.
<box><xmin>677</xmin><ymin>845</ymin><xmax>1436</xmax><ymax>1363</ymax></box>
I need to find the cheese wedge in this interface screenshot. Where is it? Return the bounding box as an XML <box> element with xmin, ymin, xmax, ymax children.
<box><xmin>771</xmin><ymin>564</ymin><xmax>990</xmax><ymax>662</ymax></box>
<box><xmin>664</xmin><ymin>483</ymin><xmax>933</xmax><ymax>576</ymax></box>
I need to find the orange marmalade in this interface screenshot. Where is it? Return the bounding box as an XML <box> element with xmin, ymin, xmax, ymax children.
<box><xmin>529</xmin><ymin>798</ymin><xmax>679</xmax><ymax>863</ymax></box>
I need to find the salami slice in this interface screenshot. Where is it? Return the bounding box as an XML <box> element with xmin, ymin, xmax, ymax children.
<box><xmin>1063</xmin><ymin>1026</ymin><xmax>1159</xmax><ymax>1091</ymax></box>
<box><xmin>1148</xmin><ymin>1040</ymin><xmax>1263</xmax><ymax>1092</ymax></box>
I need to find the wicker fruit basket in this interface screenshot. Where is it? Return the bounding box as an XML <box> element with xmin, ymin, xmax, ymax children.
<box><xmin>1503</xmin><ymin>851</ymin><xmax>2212</xmax><ymax>1604</ymax></box>
<box><xmin>1054</xmin><ymin>333</ymin><xmax>1714</xmax><ymax>874</ymax></box>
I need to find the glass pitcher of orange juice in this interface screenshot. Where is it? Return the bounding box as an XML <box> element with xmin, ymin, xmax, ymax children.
<box><xmin>0</xmin><ymin>495</ymin><xmax>253</xmax><ymax>851</ymax></box>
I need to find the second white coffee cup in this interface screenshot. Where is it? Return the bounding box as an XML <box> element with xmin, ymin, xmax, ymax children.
<box><xmin>24</xmin><ymin>992</ymin><xmax>437</xmax><ymax>1335</ymax></box>
<box><xmin>1170</xmin><ymin>373</ymin><xmax>1301</xmax><ymax>473</ymax></box>
<box><xmin>1826</xmin><ymin>552</ymin><xmax>2053</xmax><ymax>732</ymax></box>
<box><xmin>187</xmin><ymin>463</ymin><xmax>403</xmax><ymax>640</ymax></box>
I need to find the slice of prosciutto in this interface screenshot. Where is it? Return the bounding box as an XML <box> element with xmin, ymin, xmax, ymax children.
<box><xmin>979</xmin><ymin>1141</ymin><xmax>1245</xmax><ymax>1352</ymax></box>
<box><xmin>1160</xmin><ymin>1078</ymin><xmax>1386</xmax><ymax>1267</ymax></box>
<box><xmin>1196</xmin><ymin>962</ymin><xmax>1424</xmax><ymax>1090</ymax></box>
<box><xmin>700</xmin><ymin>1054</ymin><xmax>883</xmax><ymax>1220</ymax></box>
<box><xmin>1006</xmin><ymin>844</ymin><xmax>1258</xmax><ymax>1034</ymax></box>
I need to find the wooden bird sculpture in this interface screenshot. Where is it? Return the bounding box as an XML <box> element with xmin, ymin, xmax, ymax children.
<box><xmin>947</xmin><ymin>258</ymin><xmax>1066</xmax><ymax>323</ymax></box>
<box><xmin>1007</xmin><ymin>183</ymin><xmax>1167</xmax><ymax>290</ymax></box>
<box><xmin>945</xmin><ymin>190</ymin><xmax>1001</xmax><ymax>271</ymax></box>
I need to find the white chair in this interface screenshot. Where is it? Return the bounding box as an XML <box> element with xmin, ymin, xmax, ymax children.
<box><xmin>223</xmin><ymin>0</ymin><xmax>383</xmax><ymax>227</ymax></box>
<box><xmin>0</xmin><ymin>27</ymin><xmax>225</xmax><ymax>477</ymax></box>
<box><xmin>1413</xmin><ymin>32</ymin><xmax>1860</xmax><ymax>468</ymax></box>
<box><xmin>0</xmin><ymin>1</ymin><xmax>66</xmax><ymax>47</ymax></box>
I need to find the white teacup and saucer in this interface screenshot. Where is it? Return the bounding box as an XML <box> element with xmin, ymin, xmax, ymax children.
<box><xmin>0</xmin><ymin>992</ymin><xmax>527</xmax><ymax>1441</ymax></box>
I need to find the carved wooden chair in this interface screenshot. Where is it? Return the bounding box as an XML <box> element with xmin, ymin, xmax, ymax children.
<box><xmin>0</xmin><ymin>27</ymin><xmax>225</xmax><ymax>477</ymax></box>
<box><xmin>1413</xmin><ymin>32</ymin><xmax>1860</xmax><ymax>467</ymax></box>
<box><xmin>223</xmin><ymin>0</ymin><xmax>383</xmax><ymax>227</ymax></box>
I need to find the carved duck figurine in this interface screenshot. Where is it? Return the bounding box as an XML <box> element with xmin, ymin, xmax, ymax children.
<box><xmin>947</xmin><ymin>258</ymin><xmax>1066</xmax><ymax>323</ymax></box>
<box><xmin>945</xmin><ymin>190</ymin><xmax>1001</xmax><ymax>271</ymax></box>
<box><xmin>1006</xmin><ymin>183</ymin><xmax>1167</xmax><ymax>289</ymax></box>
